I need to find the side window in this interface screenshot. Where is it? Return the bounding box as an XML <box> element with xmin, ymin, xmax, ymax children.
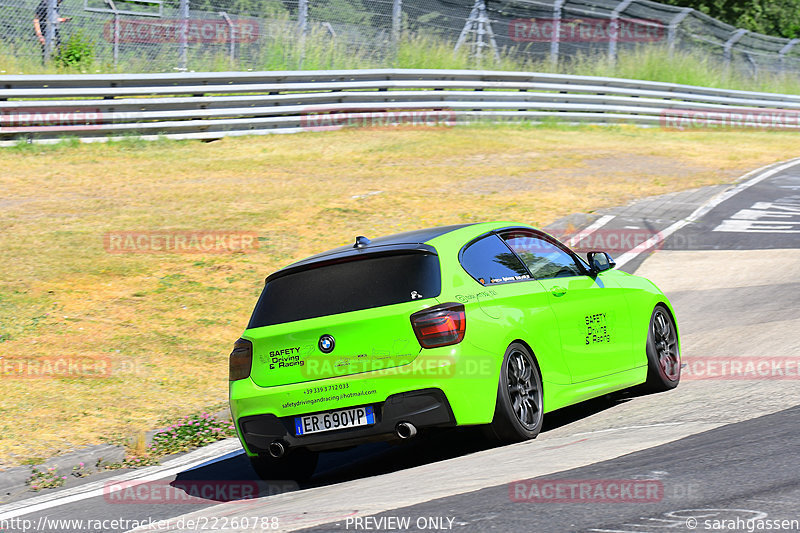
<box><xmin>502</xmin><ymin>231</ymin><xmax>585</xmax><ymax>280</ymax></box>
<box><xmin>460</xmin><ymin>235</ymin><xmax>531</xmax><ymax>286</ymax></box>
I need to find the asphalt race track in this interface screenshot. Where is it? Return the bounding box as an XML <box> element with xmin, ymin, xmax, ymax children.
<box><xmin>1</xmin><ymin>159</ymin><xmax>798</xmax><ymax>533</ymax></box>
<box><xmin>304</xmin><ymin>406</ymin><xmax>800</xmax><ymax>533</ymax></box>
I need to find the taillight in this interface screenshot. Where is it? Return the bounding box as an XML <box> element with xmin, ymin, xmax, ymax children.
<box><xmin>410</xmin><ymin>303</ymin><xmax>466</xmax><ymax>349</ymax></box>
<box><xmin>229</xmin><ymin>338</ymin><xmax>253</xmax><ymax>381</ymax></box>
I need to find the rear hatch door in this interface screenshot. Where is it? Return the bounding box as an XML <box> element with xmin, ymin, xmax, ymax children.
<box><xmin>245</xmin><ymin>250</ymin><xmax>441</xmax><ymax>387</ymax></box>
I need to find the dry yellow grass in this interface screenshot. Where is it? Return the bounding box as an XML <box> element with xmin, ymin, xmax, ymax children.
<box><xmin>0</xmin><ymin>124</ymin><xmax>797</xmax><ymax>467</ymax></box>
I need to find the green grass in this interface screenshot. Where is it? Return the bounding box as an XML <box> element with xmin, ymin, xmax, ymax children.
<box><xmin>548</xmin><ymin>46</ymin><xmax>800</xmax><ymax>95</ymax></box>
<box><xmin>2</xmin><ymin>26</ymin><xmax>798</xmax><ymax>95</ymax></box>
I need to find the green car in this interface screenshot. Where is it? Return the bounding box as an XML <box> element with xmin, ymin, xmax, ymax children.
<box><xmin>229</xmin><ymin>222</ymin><xmax>680</xmax><ymax>480</ymax></box>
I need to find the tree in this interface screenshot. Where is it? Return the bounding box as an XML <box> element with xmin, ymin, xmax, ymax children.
<box><xmin>662</xmin><ymin>0</ymin><xmax>800</xmax><ymax>38</ymax></box>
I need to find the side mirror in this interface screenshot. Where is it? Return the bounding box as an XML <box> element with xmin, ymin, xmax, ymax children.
<box><xmin>587</xmin><ymin>251</ymin><xmax>616</xmax><ymax>273</ymax></box>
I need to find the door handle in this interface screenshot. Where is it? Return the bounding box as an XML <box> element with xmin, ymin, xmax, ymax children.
<box><xmin>550</xmin><ymin>286</ymin><xmax>567</xmax><ymax>297</ymax></box>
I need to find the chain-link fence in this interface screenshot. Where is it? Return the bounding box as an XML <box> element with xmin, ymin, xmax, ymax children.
<box><xmin>2</xmin><ymin>0</ymin><xmax>800</xmax><ymax>74</ymax></box>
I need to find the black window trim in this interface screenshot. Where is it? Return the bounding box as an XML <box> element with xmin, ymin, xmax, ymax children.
<box><xmin>265</xmin><ymin>243</ymin><xmax>438</xmax><ymax>284</ymax></box>
<box><xmin>458</xmin><ymin>226</ymin><xmax>591</xmax><ymax>286</ymax></box>
<box><xmin>498</xmin><ymin>227</ymin><xmax>592</xmax><ymax>280</ymax></box>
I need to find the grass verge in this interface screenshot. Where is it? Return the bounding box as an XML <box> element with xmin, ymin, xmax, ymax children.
<box><xmin>0</xmin><ymin>123</ymin><xmax>798</xmax><ymax>467</ymax></box>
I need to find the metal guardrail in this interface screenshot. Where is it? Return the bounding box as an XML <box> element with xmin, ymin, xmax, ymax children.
<box><xmin>2</xmin><ymin>69</ymin><xmax>800</xmax><ymax>145</ymax></box>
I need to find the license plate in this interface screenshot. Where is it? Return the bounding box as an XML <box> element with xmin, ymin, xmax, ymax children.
<box><xmin>294</xmin><ymin>406</ymin><xmax>375</xmax><ymax>436</ymax></box>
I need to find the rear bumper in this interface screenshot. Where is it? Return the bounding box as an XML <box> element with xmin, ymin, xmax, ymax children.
<box><xmin>239</xmin><ymin>388</ymin><xmax>455</xmax><ymax>453</ymax></box>
<box><xmin>229</xmin><ymin>343</ymin><xmax>502</xmax><ymax>456</ymax></box>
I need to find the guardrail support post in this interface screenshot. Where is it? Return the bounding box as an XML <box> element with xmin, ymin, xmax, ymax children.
<box><xmin>608</xmin><ymin>0</ymin><xmax>634</xmax><ymax>65</ymax></box>
<box><xmin>179</xmin><ymin>0</ymin><xmax>189</xmax><ymax>70</ymax></box>
<box><xmin>454</xmin><ymin>0</ymin><xmax>499</xmax><ymax>63</ymax></box>
<box><xmin>392</xmin><ymin>0</ymin><xmax>402</xmax><ymax>44</ymax></box>
<box><xmin>482</xmin><ymin>0</ymin><xmax>500</xmax><ymax>63</ymax></box>
<box><xmin>779</xmin><ymin>38</ymin><xmax>800</xmax><ymax>72</ymax></box>
<box><xmin>298</xmin><ymin>0</ymin><xmax>308</xmax><ymax>35</ymax></box>
<box><xmin>44</xmin><ymin>0</ymin><xmax>57</xmax><ymax>61</ymax></box>
<box><xmin>455</xmin><ymin>2</ymin><xmax>479</xmax><ymax>53</ymax></box>
<box><xmin>550</xmin><ymin>0</ymin><xmax>565</xmax><ymax>65</ymax></box>
<box><xmin>475</xmin><ymin>0</ymin><xmax>486</xmax><ymax>61</ymax></box>
<box><xmin>104</xmin><ymin>0</ymin><xmax>121</xmax><ymax>68</ymax></box>
<box><xmin>723</xmin><ymin>28</ymin><xmax>748</xmax><ymax>70</ymax></box>
<box><xmin>219</xmin><ymin>12</ymin><xmax>236</xmax><ymax>65</ymax></box>
<box><xmin>667</xmin><ymin>7</ymin><xmax>692</xmax><ymax>54</ymax></box>
<box><xmin>297</xmin><ymin>0</ymin><xmax>308</xmax><ymax>67</ymax></box>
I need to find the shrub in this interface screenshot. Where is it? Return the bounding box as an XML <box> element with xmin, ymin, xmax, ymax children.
<box><xmin>54</xmin><ymin>30</ymin><xmax>95</xmax><ymax>69</ymax></box>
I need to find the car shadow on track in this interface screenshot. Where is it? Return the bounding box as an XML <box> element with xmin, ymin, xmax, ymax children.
<box><xmin>171</xmin><ymin>393</ymin><xmax>636</xmax><ymax>500</ymax></box>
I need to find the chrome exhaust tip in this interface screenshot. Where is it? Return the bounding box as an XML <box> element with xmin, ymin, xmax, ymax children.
<box><xmin>395</xmin><ymin>422</ymin><xmax>417</xmax><ymax>440</ymax></box>
<box><xmin>268</xmin><ymin>440</ymin><xmax>287</xmax><ymax>458</ymax></box>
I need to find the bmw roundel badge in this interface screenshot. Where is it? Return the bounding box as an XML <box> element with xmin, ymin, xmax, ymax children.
<box><xmin>318</xmin><ymin>334</ymin><xmax>335</xmax><ymax>354</ymax></box>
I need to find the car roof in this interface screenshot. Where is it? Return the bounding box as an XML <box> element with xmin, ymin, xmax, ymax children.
<box><xmin>266</xmin><ymin>221</ymin><xmax>558</xmax><ymax>283</ymax></box>
<box><xmin>266</xmin><ymin>223</ymin><xmax>480</xmax><ymax>281</ymax></box>
<box><xmin>357</xmin><ymin>224</ymin><xmax>477</xmax><ymax>247</ymax></box>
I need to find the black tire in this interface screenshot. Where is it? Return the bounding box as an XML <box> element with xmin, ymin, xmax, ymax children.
<box><xmin>641</xmin><ymin>304</ymin><xmax>681</xmax><ymax>392</ymax></box>
<box><xmin>249</xmin><ymin>448</ymin><xmax>318</xmax><ymax>483</ymax></box>
<box><xmin>487</xmin><ymin>343</ymin><xmax>544</xmax><ymax>443</ymax></box>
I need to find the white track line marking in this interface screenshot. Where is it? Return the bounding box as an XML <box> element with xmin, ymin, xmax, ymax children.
<box><xmin>0</xmin><ymin>439</ymin><xmax>243</xmax><ymax>520</ymax></box>
<box><xmin>614</xmin><ymin>157</ymin><xmax>800</xmax><ymax>268</ymax></box>
<box><xmin>563</xmin><ymin>214</ymin><xmax>616</xmax><ymax>247</ymax></box>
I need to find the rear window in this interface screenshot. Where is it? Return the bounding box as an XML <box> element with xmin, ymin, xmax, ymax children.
<box><xmin>247</xmin><ymin>252</ymin><xmax>441</xmax><ymax>328</ymax></box>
